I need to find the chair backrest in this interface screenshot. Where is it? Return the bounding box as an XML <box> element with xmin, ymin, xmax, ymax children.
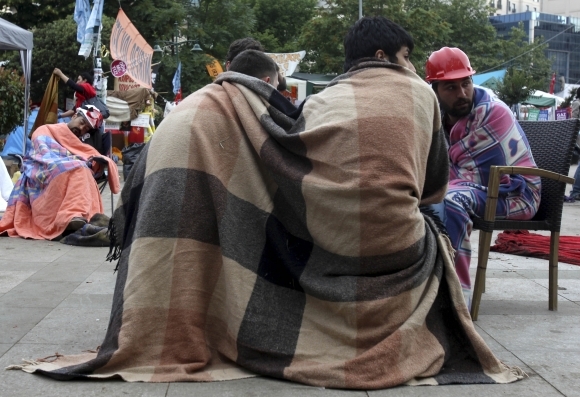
<box><xmin>519</xmin><ymin>119</ymin><xmax>580</xmax><ymax>229</ymax></box>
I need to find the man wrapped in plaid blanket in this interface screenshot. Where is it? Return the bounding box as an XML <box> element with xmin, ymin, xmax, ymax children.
<box><xmin>13</xmin><ymin>18</ymin><xmax>523</xmax><ymax>388</ymax></box>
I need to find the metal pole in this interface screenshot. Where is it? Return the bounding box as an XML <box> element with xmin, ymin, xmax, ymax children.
<box><xmin>359</xmin><ymin>0</ymin><xmax>362</xmax><ymax>19</ymax></box>
<box><xmin>174</xmin><ymin>22</ymin><xmax>179</xmax><ymax>64</ymax></box>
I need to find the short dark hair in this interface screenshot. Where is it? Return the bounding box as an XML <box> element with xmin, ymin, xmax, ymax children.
<box><xmin>277</xmin><ymin>73</ymin><xmax>287</xmax><ymax>92</ymax></box>
<box><xmin>228</xmin><ymin>49</ymin><xmax>277</xmax><ymax>82</ymax></box>
<box><xmin>576</xmin><ymin>87</ymin><xmax>580</xmax><ymax>99</ymax></box>
<box><xmin>80</xmin><ymin>71</ymin><xmax>93</xmax><ymax>84</ymax></box>
<box><xmin>343</xmin><ymin>16</ymin><xmax>414</xmax><ymax>73</ymax></box>
<box><xmin>226</xmin><ymin>38</ymin><xmax>264</xmax><ymax>63</ymax></box>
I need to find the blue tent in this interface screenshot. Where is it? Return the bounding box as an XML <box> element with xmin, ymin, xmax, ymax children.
<box><xmin>472</xmin><ymin>70</ymin><xmax>506</xmax><ymax>88</ymax></box>
<box><xmin>1</xmin><ymin>108</ymin><xmax>37</xmax><ymax>157</ymax></box>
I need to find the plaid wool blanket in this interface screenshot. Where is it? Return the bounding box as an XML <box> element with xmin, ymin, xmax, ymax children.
<box><xmin>13</xmin><ymin>63</ymin><xmax>523</xmax><ymax>388</ymax></box>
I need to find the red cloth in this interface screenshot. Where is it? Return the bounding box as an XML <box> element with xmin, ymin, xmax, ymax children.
<box><xmin>75</xmin><ymin>82</ymin><xmax>97</xmax><ymax>109</ymax></box>
<box><xmin>491</xmin><ymin>230</ymin><xmax>580</xmax><ymax>266</ymax></box>
<box><xmin>549</xmin><ymin>73</ymin><xmax>556</xmax><ymax>94</ymax></box>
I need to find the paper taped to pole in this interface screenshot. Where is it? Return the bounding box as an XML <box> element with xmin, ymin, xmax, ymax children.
<box><xmin>110</xmin><ymin>9</ymin><xmax>153</xmax><ymax>88</ymax></box>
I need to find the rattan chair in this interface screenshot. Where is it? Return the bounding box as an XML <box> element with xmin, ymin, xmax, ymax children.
<box><xmin>470</xmin><ymin>118</ymin><xmax>580</xmax><ymax>320</ymax></box>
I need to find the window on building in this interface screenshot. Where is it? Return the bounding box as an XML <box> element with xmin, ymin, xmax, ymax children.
<box><xmin>512</xmin><ymin>4</ymin><xmax>516</xmax><ymax>12</ymax></box>
<box><xmin>526</xmin><ymin>5</ymin><xmax>529</xmax><ymax>11</ymax></box>
<box><xmin>497</xmin><ymin>0</ymin><xmax>502</xmax><ymax>9</ymax></box>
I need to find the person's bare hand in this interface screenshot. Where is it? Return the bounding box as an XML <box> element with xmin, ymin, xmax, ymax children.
<box><xmin>53</xmin><ymin>68</ymin><xmax>62</xmax><ymax>75</ymax></box>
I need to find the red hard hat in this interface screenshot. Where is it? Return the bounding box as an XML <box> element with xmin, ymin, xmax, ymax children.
<box><xmin>425</xmin><ymin>47</ymin><xmax>476</xmax><ymax>83</ymax></box>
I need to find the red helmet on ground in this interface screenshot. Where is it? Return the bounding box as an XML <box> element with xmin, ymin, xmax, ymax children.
<box><xmin>425</xmin><ymin>47</ymin><xmax>476</xmax><ymax>83</ymax></box>
<box><xmin>77</xmin><ymin>104</ymin><xmax>103</xmax><ymax>129</ymax></box>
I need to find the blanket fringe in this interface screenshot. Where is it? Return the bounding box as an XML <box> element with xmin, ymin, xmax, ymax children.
<box><xmin>502</xmin><ymin>361</ymin><xmax>528</xmax><ymax>380</ymax></box>
<box><xmin>105</xmin><ymin>216</ymin><xmax>122</xmax><ymax>270</ymax></box>
<box><xmin>5</xmin><ymin>359</ymin><xmax>40</xmax><ymax>370</ymax></box>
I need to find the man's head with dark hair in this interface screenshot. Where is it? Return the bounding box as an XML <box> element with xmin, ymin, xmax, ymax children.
<box><xmin>228</xmin><ymin>49</ymin><xmax>279</xmax><ymax>87</ymax></box>
<box><xmin>277</xmin><ymin>72</ymin><xmax>287</xmax><ymax>92</ymax></box>
<box><xmin>79</xmin><ymin>71</ymin><xmax>93</xmax><ymax>84</ymax></box>
<box><xmin>225</xmin><ymin>38</ymin><xmax>265</xmax><ymax>69</ymax></box>
<box><xmin>343</xmin><ymin>16</ymin><xmax>415</xmax><ymax>73</ymax></box>
<box><xmin>576</xmin><ymin>87</ymin><xmax>580</xmax><ymax>99</ymax></box>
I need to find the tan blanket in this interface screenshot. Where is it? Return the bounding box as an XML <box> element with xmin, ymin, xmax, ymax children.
<box><xmin>13</xmin><ymin>64</ymin><xmax>523</xmax><ymax>388</ymax></box>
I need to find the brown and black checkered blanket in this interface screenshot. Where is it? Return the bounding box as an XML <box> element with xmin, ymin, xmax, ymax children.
<box><xmin>13</xmin><ymin>63</ymin><xmax>523</xmax><ymax>388</ymax></box>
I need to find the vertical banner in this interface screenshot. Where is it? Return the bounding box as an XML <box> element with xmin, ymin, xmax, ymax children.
<box><xmin>172</xmin><ymin>61</ymin><xmax>181</xmax><ymax>95</ymax></box>
<box><xmin>110</xmin><ymin>9</ymin><xmax>153</xmax><ymax>88</ymax></box>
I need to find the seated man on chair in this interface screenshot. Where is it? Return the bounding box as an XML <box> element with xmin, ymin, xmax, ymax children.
<box><xmin>424</xmin><ymin>47</ymin><xmax>541</xmax><ymax>307</ymax></box>
<box><xmin>0</xmin><ymin>105</ymin><xmax>120</xmax><ymax>240</ymax></box>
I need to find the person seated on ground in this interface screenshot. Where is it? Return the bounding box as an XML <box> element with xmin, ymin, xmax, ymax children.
<box><xmin>227</xmin><ymin>49</ymin><xmax>279</xmax><ymax>88</ymax></box>
<box><xmin>53</xmin><ymin>68</ymin><xmax>96</xmax><ymax>119</ymax></box>
<box><xmin>566</xmin><ymin>87</ymin><xmax>580</xmax><ymax>201</ymax></box>
<box><xmin>424</xmin><ymin>47</ymin><xmax>541</xmax><ymax>307</ymax></box>
<box><xmin>18</xmin><ymin>17</ymin><xmax>522</xmax><ymax>389</ymax></box>
<box><xmin>0</xmin><ymin>105</ymin><xmax>120</xmax><ymax>240</ymax></box>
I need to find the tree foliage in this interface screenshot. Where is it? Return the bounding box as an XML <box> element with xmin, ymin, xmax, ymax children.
<box><xmin>0</xmin><ymin>0</ymin><xmax>556</xmax><ymax>110</ymax></box>
<box><xmin>17</xmin><ymin>15</ymin><xmax>115</xmax><ymax>107</ymax></box>
<box><xmin>490</xmin><ymin>25</ymin><xmax>551</xmax><ymax>106</ymax></box>
<box><xmin>0</xmin><ymin>68</ymin><xmax>24</xmax><ymax>135</ymax></box>
<box><xmin>494</xmin><ymin>68</ymin><xmax>537</xmax><ymax>107</ymax></box>
<box><xmin>1</xmin><ymin>0</ymin><xmax>74</xmax><ymax>28</ymax></box>
<box><xmin>249</xmin><ymin>0</ymin><xmax>317</xmax><ymax>52</ymax></box>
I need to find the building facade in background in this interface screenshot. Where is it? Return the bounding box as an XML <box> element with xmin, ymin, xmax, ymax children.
<box><xmin>489</xmin><ymin>0</ymin><xmax>541</xmax><ymax>16</ymax></box>
<box><xmin>490</xmin><ymin>11</ymin><xmax>580</xmax><ymax>87</ymax></box>
<box><xmin>542</xmin><ymin>0</ymin><xmax>580</xmax><ymax>18</ymax></box>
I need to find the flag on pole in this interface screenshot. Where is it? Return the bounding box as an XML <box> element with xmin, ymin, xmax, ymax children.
<box><xmin>78</xmin><ymin>0</ymin><xmax>104</xmax><ymax>58</ymax></box>
<box><xmin>549</xmin><ymin>72</ymin><xmax>556</xmax><ymax>94</ymax></box>
<box><xmin>173</xmin><ymin>61</ymin><xmax>182</xmax><ymax>97</ymax></box>
<box><xmin>74</xmin><ymin>0</ymin><xmax>91</xmax><ymax>44</ymax></box>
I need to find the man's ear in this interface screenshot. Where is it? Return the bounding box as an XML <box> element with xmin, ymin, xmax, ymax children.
<box><xmin>375</xmin><ymin>49</ymin><xmax>386</xmax><ymax>60</ymax></box>
<box><xmin>225</xmin><ymin>61</ymin><xmax>231</xmax><ymax>71</ymax></box>
<box><xmin>261</xmin><ymin>76</ymin><xmax>271</xmax><ymax>84</ymax></box>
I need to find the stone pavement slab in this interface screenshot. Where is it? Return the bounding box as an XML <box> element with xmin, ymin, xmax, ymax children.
<box><xmin>0</xmin><ymin>173</ymin><xmax>579</xmax><ymax>396</ymax></box>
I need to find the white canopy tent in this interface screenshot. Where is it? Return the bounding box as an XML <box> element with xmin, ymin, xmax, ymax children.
<box><xmin>0</xmin><ymin>17</ymin><xmax>32</xmax><ymax>155</ymax></box>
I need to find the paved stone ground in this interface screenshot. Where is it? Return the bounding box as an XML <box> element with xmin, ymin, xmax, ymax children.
<box><xmin>1</xmin><ymin>168</ymin><xmax>579</xmax><ymax>396</ymax></box>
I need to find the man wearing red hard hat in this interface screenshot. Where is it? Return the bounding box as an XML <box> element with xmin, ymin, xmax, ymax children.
<box><xmin>0</xmin><ymin>105</ymin><xmax>120</xmax><ymax>240</ymax></box>
<box><xmin>425</xmin><ymin>47</ymin><xmax>541</xmax><ymax>308</ymax></box>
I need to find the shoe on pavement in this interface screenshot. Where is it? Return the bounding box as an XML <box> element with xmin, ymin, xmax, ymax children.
<box><xmin>66</xmin><ymin>217</ymin><xmax>87</xmax><ymax>231</ymax></box>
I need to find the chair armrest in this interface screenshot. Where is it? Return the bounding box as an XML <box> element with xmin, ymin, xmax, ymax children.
<box><xmin>492</xmin><ymin>166</ymin><xmax>574</xmax><ymax>185</ymax></box>
<box><xmin>482</xmin><ymin>165</ymin><xmax>574</xmax><ymax>223</ymax></box>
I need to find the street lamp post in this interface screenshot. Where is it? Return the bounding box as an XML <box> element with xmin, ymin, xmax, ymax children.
<box><xmin>153</xmin><ymin>22</ymin><xmax>202</xmax><ymax>63</ymax></box>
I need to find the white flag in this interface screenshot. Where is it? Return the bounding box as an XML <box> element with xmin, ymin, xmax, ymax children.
<box><xmin>78</xmin><ymin>0</ymin><xmax>104</xmax><ymax>58</ymax></box>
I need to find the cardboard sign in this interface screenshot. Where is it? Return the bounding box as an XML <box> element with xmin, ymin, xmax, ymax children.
<box><xmin>527</xmin><ymin>108</ymin><xmax>540</xmax><ymax>121</ymax></box>
<box><xmin>130</xmin><ymin>113</ymin><xmax>151</xmax><ymax>127</ymax></box>
<box><xmin>555</xmin><ymin>108</ymin><xmax>569</xmax><ymax>120</ymax></box>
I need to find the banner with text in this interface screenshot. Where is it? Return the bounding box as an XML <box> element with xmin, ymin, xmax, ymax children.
<box><xmin>110</xmin><ymin>9</ymin><xmax>153</xmax><ymax>88</ymax></box>
<box><xmin>266</xmin><ymin>51</ymin><xmax>306</xmax><ymax>77</ymax></box>
<box><xmin>114</xmin><ymin>74</ymin><xmax>142</xmax><ymax>91</ymax></box>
